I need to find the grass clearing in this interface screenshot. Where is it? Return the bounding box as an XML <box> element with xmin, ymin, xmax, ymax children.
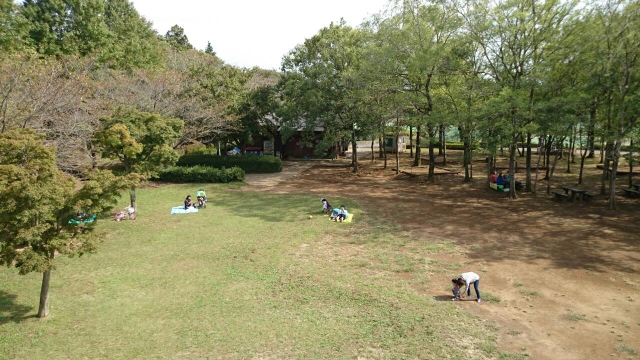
<box><xmin>0</xmin><ymin>183</ymin><xmax>501</xmax><ymax>359</ymax></box>
<box><xmin>482</xmin><ymin>292</ymin><xmax>501</xmax><ymax>303</ymax></box>
<box><xmin>520</xmin><ymin>289</ymin><xmax>539</xmax><ymax>297</ymax></box>
<box><xmin>513</xmin><ymin>282</ymin><xmax>524</xmax><ymax>287</ymax></box>
<box><xmin>563</xmin><ymin>312</ymin><xmax>587</xmax><ymax>322</ymax></box>
<box><xmin>615</xmin><ymin>344</ymin><xmax>638</xmax><ymax>355</ymax></box>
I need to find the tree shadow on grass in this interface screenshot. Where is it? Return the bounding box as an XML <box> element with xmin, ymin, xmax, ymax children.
<box><xmin>218</xmin><ymin>191</ymin><xmax>339</xmax><ymax>223</ymax></box>
<box><xmin>0</xmin><ymin>290</ymin><xmax>35</xmax><ymax>325</ymax></box>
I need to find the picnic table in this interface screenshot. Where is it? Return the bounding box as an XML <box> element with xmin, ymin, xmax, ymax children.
<box><xmin>560</xmin><ymin>186</ymin><xmax>591</xmax><ymax>201</ymax></box>
<box><xmin>623</xmin><ymin>183</ymin><xmax>640</xmax><ymax>198</ymax></box>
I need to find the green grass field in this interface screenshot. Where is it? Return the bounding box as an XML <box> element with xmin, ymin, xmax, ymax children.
<box><xmin>1</xmin><ymin>184</ymin><xmax>513</xmax><ymax>359</ymax></box>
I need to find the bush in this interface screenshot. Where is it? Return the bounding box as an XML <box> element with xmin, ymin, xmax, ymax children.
<box><xmin>154</xmin><ymin>166</ymin><xmax>245</xmax><ymax>183</ymax></box>
<box><xmin>176</xmin><ymin>154</ymin><xmax>282</xmax><ymax>173</ymax></box>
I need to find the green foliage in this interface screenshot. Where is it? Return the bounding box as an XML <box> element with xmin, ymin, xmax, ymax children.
<box><xmin>94</xmin><ymin>108</ymin><xmax>183</xmax><ymax>177</ymax></box>
<box><xmin>0</xmin><ymin>1</ymin><xmax>32</xmax><ymax>53</ymax></box>
<box><xmin>280</xmin><ymin>20</ymin><xmax>369</xmax><ymax>171</ymax></box>
<box><xmin>204</xmin><ymin>40</ymin><xmax>215</xmax><ymax>56</ymax></box>
<box><xmin>19</xmin><ymin>0</ymin><xmax>164</xmax><ymax>68</ymax></box>
<box><xmin>164</xmin><ymin>24</ymin><xmax>192</xmax><ymax>50</ymax></box>
<box><xmin>154</xmin><ymin>165</ymin><xmax>245</xmax><ymax>183</ymax></box>
<box><xmin>176</xmin><ymin>154</ymin><xmax>282</xmax><ymax>173</ymax></box>
<box><xmin>615</xmin><ymin>344</ymin><xmax>638</xmax><ymax>355</ymax></box>
<box><xmin>0</xmin><ymin>128</ymin><xmax>134</xmax><ymax>273</ymax></box>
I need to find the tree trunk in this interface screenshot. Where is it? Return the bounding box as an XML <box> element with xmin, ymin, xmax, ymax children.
<box><xmin>508</xmin><ymin>138</ymin><xmax>517</xmax><ymax>199</ymax></box>
<box><xmin>413</xmin><ymin>125</ymin><xmax>421</xmax><ymax>166</ymax></box>
<box><xmin>383</xmin><ymin>139</ymin><xmax>387</xmax><ymax>169</ymax></box>
<box><xmin>544</xmin><ymin>137</ymin><xmax>553</xmax><ymax>180</ymax></box>
<box><xmin>487</xmin><ymin>154</ymin><xmax>494</xmax><ymax>187</ymax></box>
<box><xmin>442</xmin><ymin>128</ymin><xmax>447</xmax><ymax>166</ymax></box>
<box><xmin>371</xmin><ymin>138</ymin><xmax>374</xmax><ymax>162</ymax></box>
<box><xmin>525</xmin><ymin>133</ymin><xmax>532</xmax><ymax>192</ymax></box>
<box><xmin>600</xmin><ymin>142</ymin><xmax>612</xmax><ymax>195</ymax></box>
<box><xmin>469</xmin><ymin>137</ymin><xmax>473</xmax><ymax>179</ymax></box>
<box><xmin>130</xmin><ymin>187</ymin><xmax>137</xmax><ymax>210</ymax></box>
<box><xmin>409</xmin><ymin>127</ymin><xmax>413</xmax><ymax>158</ymax></box>
<box><xmin>629</xmin><ymin>139</ymin><xmax>634</xmax><ymax>188</ymax></box>
<box><xmin>533</xmin><ymin>148</ymin><xmax>542</xmax><ymax>197</ymax></box>
<box><xmin>463</xmin><ymin>126</ymin><xmax>470</xmax><ymax>182</ymax></box>
<box><xmin>438</xmin><ymin>124</ymin><xmax>443</xmax><ymax>156</ymax></box>
<box><xmin>608</xmin><ymin>140</ymin><xmax>622</xmax><ymax>210</ymax></box>
<box><xmin>599</xmin><ymin>134</ymin><xmax>605</xmax><ymax>164</ymax></box>
<box><xmin>579</xmin><ymin>149</ymin><xmax>588</xmax><ymax>185</ymax></box>
<box><xmin>427</xmin><ymin>124</ymin><xmax>435</xmax><ymax>183</ymax></box>
<box><xmin>587</xmin><ymin>108</ymin><xmax>596</xmax><ymax>158</ymax></box>
<box><xmin>378</xmin><ymin>136</ymin><xmax>383</xmax><ymax>158</ymax></box>
<box><xmin>546</xmin><ymin>142</ymin><xmax>562</xmax><ymax>195</ymax></box>
<box><xmin>395</xmin><ymin>118</ymin><xmax>400</xmax><ymax>175</ymax></box>
<box><xmin>351</xmin><ymin>129</ymin><xmax>358</xmax><ymax>173</ymax></box>
<box><xmin>566</xmin><ymin>126</ymin><xmax>574</xmax><ymax>173</ymax></box>
<box><xmin>37</xmin><ymin>269</ymin><xmax>51</xmax><ymax>318</ymax></box>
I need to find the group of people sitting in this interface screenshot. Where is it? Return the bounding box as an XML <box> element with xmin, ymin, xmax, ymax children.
<box><xmin>490</xmin><ymin>170</ymin><xmax>523</xmax><ymax>190</ymax></box>
<box><xmin>321</xmin><ymin>198</ymin><xmax>349</xmax><ymax>222</ymax></box>
<box><xmin>184</xmin><ymin>194</ymin><xmax>206</xmax><ymax>209</ymax></box>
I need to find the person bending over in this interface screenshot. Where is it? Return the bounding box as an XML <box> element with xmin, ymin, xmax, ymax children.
<box><xmin>454</xmin><ymin>272</ymin><xmax>481</xmax><ymax>302</ymax></box>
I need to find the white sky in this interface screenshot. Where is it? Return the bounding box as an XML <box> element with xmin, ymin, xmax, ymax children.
<box><xmin>131</xmin><ymin>0</ymin><xmax>391</xmax><ymax>70</ymax></box>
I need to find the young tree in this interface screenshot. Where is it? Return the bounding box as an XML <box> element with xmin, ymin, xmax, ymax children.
<box><xmin>204</xmin><ymin>41</ymin><xmax>216</xmax><ymax>56</ymax></box>
<box><xmin>0</xmin><ymin>128</ymin><xmax>135</xmax><ymax>318</ymax></box>
<box><xmin>93</xmin><ymin>108</ymin><xmax>182</xmax><ymax>209</ymax></box>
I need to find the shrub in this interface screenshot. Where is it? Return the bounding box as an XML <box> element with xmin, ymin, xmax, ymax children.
<box><xmin>154</xmin><ymin>166</ymin><xmax>245</xmax><ymax>183</ymax></box>
<box><xmin>185</xmin><ymin>146</ymin><xmax>217</xmax><ymax>155</ymax></box>
<box><xmin>176</xmin><ymin>154</ymin><xmax>282</xmax><ymax>173</ymax></box>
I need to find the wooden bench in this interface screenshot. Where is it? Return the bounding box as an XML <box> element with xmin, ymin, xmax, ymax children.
<box><xmin>623</xmin><ymin>188</ymin><xmax>640</xmax><ymax>198</ymax></box>
<box><xmin>582</xmin><ymin>192</ymin><xmax>594</xmax><ymax>201</ymax></box>
<box><xmin>552</xmin><ymin>190</ymin><xmax>569</xmax><ymax>200</ymax></box>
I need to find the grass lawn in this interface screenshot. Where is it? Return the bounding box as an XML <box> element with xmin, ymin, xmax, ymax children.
<box><xmin>1</xmin><ymin>184</ymin><xmax>511</xmax><ymax>359</ymax></box>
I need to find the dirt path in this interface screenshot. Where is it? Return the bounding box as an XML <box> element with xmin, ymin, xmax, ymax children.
<box><xmin>245</xmin><ymin>158</ymin><xmax>640</xmax><ymax>360</ymax></box>
<box><xmin>243</xmin><ymin>161</ymin><xmax>316</xmax><ymax>186</ymax></box>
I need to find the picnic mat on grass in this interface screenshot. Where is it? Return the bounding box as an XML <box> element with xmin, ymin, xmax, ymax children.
<box><xmin>171</xmin><ymin>206</ymin><xmax>198</xmax><ymax>215</ymax></box>
<box><xmin>331</xmin><ymin>213</ymin><xmax>354</xmax><ymax>223</ymax></box>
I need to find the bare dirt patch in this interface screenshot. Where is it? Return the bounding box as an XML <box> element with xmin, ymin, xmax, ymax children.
<box><xmin>246</xmin><ymin>152</ymin><xmax>640</xmax><ymax>360</ymax></box>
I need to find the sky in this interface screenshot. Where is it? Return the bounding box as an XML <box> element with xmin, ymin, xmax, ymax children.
<box><xmin>131</xmin><ymin>0</ymin><xmax>391</xmax><ymax>70</ymax></box>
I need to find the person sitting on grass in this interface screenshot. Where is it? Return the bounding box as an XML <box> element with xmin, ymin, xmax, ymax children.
<box><xmin>490</xmin><ymin>170</ymin><xmax>498</xmax><ymax>183</ymax></box>
<box><xmin>333</xmin><ymin>205</ymin><xmax>349</xmax><ymax>222</ymax></box>
<box><xmin>197</xmin><ymin>196</ymin><xmax>205</xmax><ymax>208</ymax></box>
<box><xmin>496</xmin><ymin>173</ymin><xmax>504</xmax><ymax>187</ymax></box>
<box><xmin>184</xmin><ymin>195</ymin><xmax>193</xmax><ymax>210</ymax></box>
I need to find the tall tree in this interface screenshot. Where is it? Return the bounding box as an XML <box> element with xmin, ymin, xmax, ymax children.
<box><xmin>0</xmin><ymin>128</ymin><xmax>135</xmax><ymax>317</ymax></box>
<box><xmin>281</xmin><ymin>20</ymin><xmax>367</xmax><ymax>172</ymax></box>
<box><xmin>460</xmin><ymin>0</ymin><xmax>576</xmax><ymax>198</ymax></box>
<box><xmin>0</xmin><ymin>0</ymin><xmax>31</xmax><ymax>53</ymax></box>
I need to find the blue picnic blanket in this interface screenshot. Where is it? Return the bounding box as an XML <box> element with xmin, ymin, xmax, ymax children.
<box><xmin>170</xmin><ymin>206</ymin><xmax>198</xmax><ymax>215</ymax></box>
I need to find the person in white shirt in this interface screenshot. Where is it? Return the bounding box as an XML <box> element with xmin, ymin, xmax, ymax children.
<box><xmin>454</xmin><ymin>272</ymin><xmax>481</xmax><ymax>302</ymax></box>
